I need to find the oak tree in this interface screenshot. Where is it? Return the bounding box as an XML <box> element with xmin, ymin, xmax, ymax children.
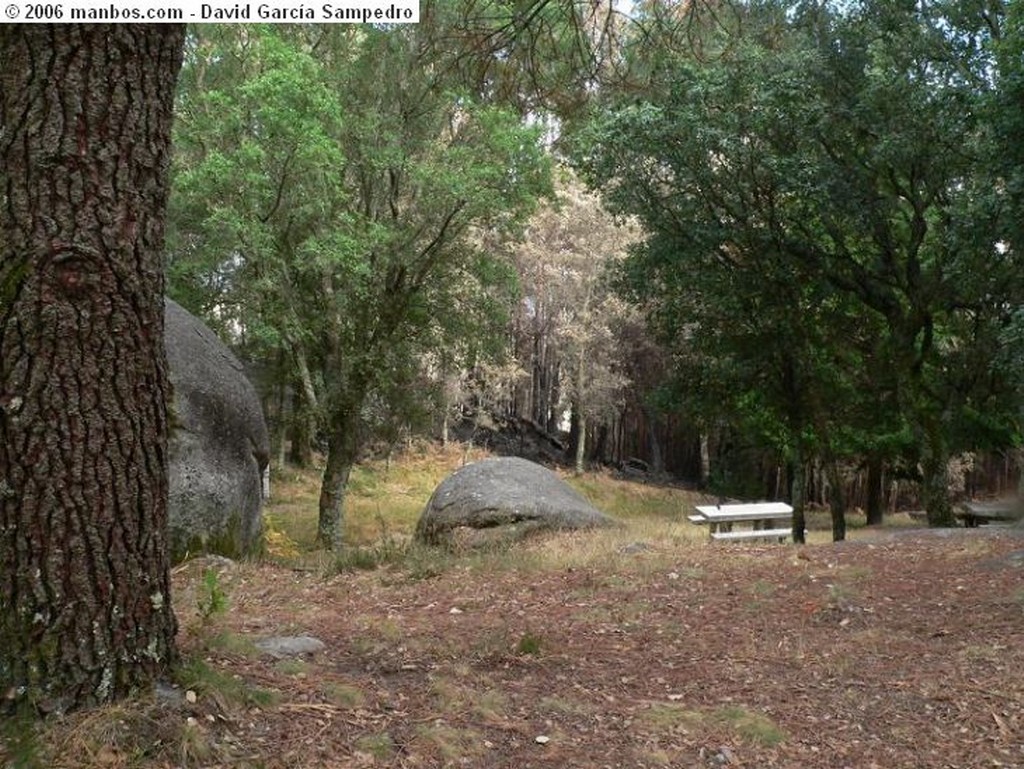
<box><xmin>1</xmin><ymin>25</ymin><xmax>185</xmax><ymax>713</ymax></box>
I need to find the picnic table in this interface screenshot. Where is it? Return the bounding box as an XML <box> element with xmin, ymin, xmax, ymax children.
<box><xmin>688</xmin><ymin>502</ymin><xmax>799</xmax><ymax>542</ymax></box>
<box><xmin>957</xmin><ymin>499</ymin><xmax>1022</xmax><ymax>528</ymax></box>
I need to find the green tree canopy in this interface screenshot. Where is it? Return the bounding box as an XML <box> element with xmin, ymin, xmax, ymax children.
<box><xmin>576</xmin><ymin>0</ymin><xmax>1023</xmax><ymax>528</ymax></box>
<box><xmin>169</xmin><ymin>24</ymin><xmax>551</xmax><ymax>549</ymax></box>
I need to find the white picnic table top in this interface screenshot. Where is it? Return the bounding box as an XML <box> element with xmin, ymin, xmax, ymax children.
<box><xmin>693</xmin><ymin>502</ymin><xmax>794</xmax><ymax>523</ymax></box>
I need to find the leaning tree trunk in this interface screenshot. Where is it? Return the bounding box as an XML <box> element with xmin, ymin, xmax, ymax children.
<box><xmin>0</xmin><ymin>25</ymin><xmax>185</xmax><ymax>714</ymax></box>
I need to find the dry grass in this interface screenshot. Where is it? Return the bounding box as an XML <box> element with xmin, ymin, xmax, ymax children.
<box><xmin>266</xmin><ymin>443</ymin><xmax>719</xmax><ymax>578</ymax></box>
<box><xmin>266</xmin><ymin>447</ymin><xmax>914</xmax><ymax>573</ymax></box>
<box><xmin>266</xmin><ymin>442</ymin><xmax>488</xmax><ymax>552</ymax></box>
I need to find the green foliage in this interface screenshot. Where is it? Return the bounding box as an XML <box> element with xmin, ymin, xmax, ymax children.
<box><xmin>196</xmin><ymin>568</ymin><xmax>228</xmax><ymax>623</ymax></box>
<box><xmin>0</xmin><ymin>704</ymin><xmax>41</xmax><ymax>768</ymax></box>
<box><xmin>574</xmin><ymin>0</ymin><xmax>1023</xmax><ymax>517</ymax></box>
<box><xmin>515</xmin><ymin>630</ymin><xmax>544</xmax><ymax>656</ymax></box>
<box><xmin>169</xmin><ymin>23</ymin><xmax>553</xmax><ymax>547</ymax></box>
<box><xmin>177</xmin><ymin>657</ymin><xmax>279</xmax><ymax>710</ymax></box>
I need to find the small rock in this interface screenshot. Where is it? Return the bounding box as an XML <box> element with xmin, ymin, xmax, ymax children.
<box><xmin>154</xmin><ymin>681</ymin><xmax>182</xmax><ymax>704</ymax></box>
<box><xmin>619</xmin><ymin>541</ymin><xmax>652</xmax><ymax>555</ymax></box>
<box><xmin>255</xmin><ymin>635</ymin><xmax>326</xmax><ymax>658</ymax></box>
<box><xmin>185</xmin><ymin>689</ymin><xmax>198</xmax><ymax>704</ymax></box>
<box><xmin>535</xmin><ymin>735</ymin><xmax>550</xmax><ymax>745</ymax></box>
<box><xmin>449</xmin><ymin>607</ymin><xmax>463</xmax><ymax>615</ymax></box>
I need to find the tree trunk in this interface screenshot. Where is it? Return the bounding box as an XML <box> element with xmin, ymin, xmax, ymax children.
<box><xmin>567</xmin><ymin>403</ymin><xmax>581</xmax><ymax>465</ymax></box>
<box><xmin>699</xmin><ymin>431</ymin><xmax>712</xmax><ymax>489</ymax></box>
<box><xmin>316</xmin><ymin>383</ymin><xmax>365</xmax><ymax>550</ymax></box>
<box><xmin>287</xmin><ymin>342</ymin><xmax>319</xmax><ymax>466</ymax></box>
<box><xmin>591</xmin><ymin>422</ymin><xmax>609</xmax><ymax>464</ymax></box>
<box><xmin>273</xmin><ymin>347</ymin><xmax>288</xmax><ymax>469</ymax></box>
<box><xmin>0</xmin><ymin>25</ymin><xmax>185</xmax><ymax>714</ymax></box>
<box><xmin>316</xmin><ymin>424</ymin><xmax>359</xmax><ymax>550</ymax></box>
<box><xmin>647</xmin><ymin>410</ymin><xmax>665</xmax><ymax>477</ymax></box>
<box><xmin>921</xmin><ymin>432</ymin><xmax>956</xmax><ymax>526</ymax></box>
<box><xmin>574</xmin><ymin>407</ymin><xmax>587</xmax><ymax>475</ymax></box>
<box><xmin>865</xmin><ymin>455</ymin><xmax>884</xmax><ymax>526</ymax></box>
<box><xmin>825</xmin><ymin>461</ymin><xmax>846</xmax><ymax>542</ymax></box>
<box><xmin>789</xmin><ymin>456</ymin><xmax>807</xmax><ymax>545</ymax></box>
<box><xmin>287</xmin><ymin>381</ymin><xmax>315</xmax><ymax>467</ymax></box>
<box><xmin>546</xmin><ymin>361</ymin><xmax>561</xmax><ymax>435</ymax></box>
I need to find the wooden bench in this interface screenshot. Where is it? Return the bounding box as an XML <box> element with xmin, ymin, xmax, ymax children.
<box><xmin>690</xmin><ymin>502</ymin><xmax>799</xmax><ymax>543</ymax></box>
<box><xmin>957</xmin><ymin>499</ymin><xmax>1022</xmax><ymax>528</ymax></box>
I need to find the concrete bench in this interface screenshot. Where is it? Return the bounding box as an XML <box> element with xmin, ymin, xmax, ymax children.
<box><xmin>690</xmin><ymin>502</ymin><xmax>799</xmax><ymax>543</ymax></box>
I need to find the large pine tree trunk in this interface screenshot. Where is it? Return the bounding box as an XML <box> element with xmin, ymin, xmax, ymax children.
<box><xmin>0</xmin><ymin>25</ymin><xmax>185</xmax><ymax>714</ymax></box>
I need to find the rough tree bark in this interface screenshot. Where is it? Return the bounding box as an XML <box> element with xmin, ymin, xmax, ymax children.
<box><xmin>0</xmin><ymin>25</ymin><xmax>185</xmax><ymax>714</ymax></box>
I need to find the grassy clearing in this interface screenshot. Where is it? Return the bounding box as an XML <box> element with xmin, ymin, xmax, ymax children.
<box><xmin>264</xmin><ymin>442</ymin><xmax>924</xmax><ymax>577</ymax></box>
<box><xmin>642</xmin><ymin>703</ymin><xmax>786</xmax><ymax>747</ymax></box>
<box><xmin>267</xmin><ymin>443</ymin><xmax>483</xmax><ymax>551</ymax></box>
<box><xmin>265</xmin><ymin>443</ymin><xmax>719</xmax><ymax>575</ymax></box>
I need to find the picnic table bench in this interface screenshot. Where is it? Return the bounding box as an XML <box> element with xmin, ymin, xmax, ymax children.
<box><xmin>957</xmin><ymin>499</ymin><xmax>1022</xmax><ymax>528</ymax></box>
<box><xmin>689</xmin><ymin>502</ymin><xmax>799</xmax><ymax>543</ymax></box>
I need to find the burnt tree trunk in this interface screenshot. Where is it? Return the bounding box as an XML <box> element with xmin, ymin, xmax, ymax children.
<box><xmin>0</xmin><ymin>25</ymin><xmax>185</xmax><ymax>714</ymax></box>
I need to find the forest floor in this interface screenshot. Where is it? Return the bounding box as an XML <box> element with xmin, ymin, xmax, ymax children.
<box><xmin>9</xmin><ymin>447</ymin><xmax>1024</xmax><ymax>769</ymax></box>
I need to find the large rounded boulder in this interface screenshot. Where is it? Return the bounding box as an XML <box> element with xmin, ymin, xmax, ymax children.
<box><xmin>415</xmin><ymin>457</ymin><xmax>616</xmax><ymax>547</ymax></box>
<box><xmin>165</xmin><ymin>298</ymin><xmax>270</xmax><ymax>561</ymax></box>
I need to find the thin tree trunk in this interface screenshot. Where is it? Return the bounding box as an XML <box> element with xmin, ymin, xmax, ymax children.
<box><xmin>287</xmin><ymin>381</ymin><xmax>315</xmax><ymax>467</ymax></box>
<box><xmin>647</xmin><ymin>411</ymin><xmax>665</xmax><ymax>477</ymax></box>
<box><xmin>316</xmin><ymin>422</ymin><xmax>359</xmax><ymax>550</ymax></box>
<box><xmin>826</xmin><ymin>461</ymin><xmax>846</xmax><ymax>542</ymax></box>
<box><xmin>699</xmin><ymin>431</ymin><xmax>712</xmax><ymax>488</ymax></box>
<box><xmin>574</xmin><ymin>408</ymin><xmax>587</xmax><ymax>475</ymax></box>
<box><xmin>288</xmin><ymin>343</ymin><xmax>318</xmax><ymax>466</ymax></box>
<box><xmin>273</xmin><ymin>347</ymin><xmax>288</xmax><ymax>469</ymax></box>
<box><xmin>865</xmin><ymin>455</ymin><xmax>884</xmax><ymax>526</ymax></box>
<box><xmin>789</xmin><ymin>455</ymin><xmax>807</xmax><ymax>545</ymax></box>
<box><xmin>0</xmin><ymin>25</ymin><xmax>185</xmax><ymax>714</ymax></box>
